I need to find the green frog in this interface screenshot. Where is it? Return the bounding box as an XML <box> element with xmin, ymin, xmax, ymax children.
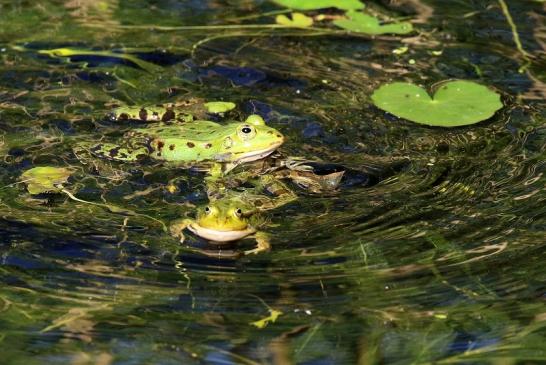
<box><xmin>108</xmin><ymin>105</ymin><xmax>189</xmax><ymax>123</ymax></box>
<box><xmin>170</xmin><ymin>176</ymin><xmax>297</xmax><ymax>256</ymax></box>
<box><xmin>108</xmin><ymin>98</ymin><xmax>210</xmax><ymax>123</ymax></box>
<box><xmin>84</xmin><ymin>114</ymin><xmax>284</xmax><ymax>175</ymax></box>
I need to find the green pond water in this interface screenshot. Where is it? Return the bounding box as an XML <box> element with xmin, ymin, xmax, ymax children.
<box><xmin>0</xmin><ymin>0</ymin><xmax>545</xmax><ymax>364</ymax></box>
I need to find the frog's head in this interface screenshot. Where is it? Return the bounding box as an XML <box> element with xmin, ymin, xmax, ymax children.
<box><xmin>189</xmin><ymin>199</ymin><xmax>256</xmax><ymax>242</ymax></box>
<box><xmin>220</xmin><ymin>115</ymin><xmax>284</xmax><ymax>164</ymax></box>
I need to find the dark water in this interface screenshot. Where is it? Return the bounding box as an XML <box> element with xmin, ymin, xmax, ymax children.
<box><xmin>0</xmin><ymin>0</ymin><xmax>545</xmax><ymax>364</ymax></box>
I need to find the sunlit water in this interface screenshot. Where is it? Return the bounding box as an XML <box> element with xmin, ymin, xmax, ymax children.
<box><xmin>0</xmin><ymin>1</ymin><xmax>545</xmax><ymax>364</ymax></box>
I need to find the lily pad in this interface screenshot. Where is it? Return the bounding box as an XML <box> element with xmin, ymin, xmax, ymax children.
<box><xmin>333</xmin><ymin>11</ymin><xmax>413</xmax><ymax>35</ymax></box>
<box><xmin>20</xmin><ymin>166</ymin><xmax>73</xmax><ymax>194</ymax></box>
<box><xmin>276</xmin><ymin>12</ymin><xmax>314</xmax><ymax>27</ymax></box>
<box><xmin>272</xmin><ymin>0</ymin><xmax>364</xmax><ymax>10</ymax></box>
<box><xmin>204</xmin><ymin>101</ymin><xmax>236</xmax><ymax>114</ymax></box>
<box><xmin>371</xmin><ymin>80</ymin><xmax>503</xmax><ymax>127</ymax></box>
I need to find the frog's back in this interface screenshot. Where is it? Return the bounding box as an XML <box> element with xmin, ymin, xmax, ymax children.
<box><xmin>134</xmin><ymin>120</ymin><xmax>231</xmax><ymax>141</ymax></box>
<box><xmin>140</xmin><ymin>120</ymin><xmax>234</xmax><ymax>163</ymax></box>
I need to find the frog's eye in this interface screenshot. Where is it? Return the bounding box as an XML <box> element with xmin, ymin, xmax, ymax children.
<box><xmin>205</xmin><ymin>206</ymin><xmax>212</xmax><ymax>215</ymax></box>
<box><xmin>237</xmin><ymin>124</ymin><xmax>256</xmax><ymax>140</ymax></box>
<box><xmin>245</xmin><ymin>115</ymin><xmax>265</xmax><ymax>126</ymax></box>
<box><xmin>234</xmin><ymin>208</ymin><xmax>242</xmax><ymax>217</ymax></box>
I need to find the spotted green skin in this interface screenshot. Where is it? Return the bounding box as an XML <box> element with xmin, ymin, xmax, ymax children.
<box><xmin>89</xmin><ymin>115</ymin><xmax>284</xmax><ymax>167</ymax></box>
<box><xmin>110</xmin><ymin>105</ymin><xmax>193</xmax><ymax>123</ymax></box>
<box><xmin>110</xmin><ymin>98</ymin><xmax>210</xmax><ymax>122</ymax></box>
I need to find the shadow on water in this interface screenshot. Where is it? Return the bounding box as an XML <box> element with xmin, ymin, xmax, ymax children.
<box><xmin>0</xmin><ymin>0</ymin><xmax>545</xmax><ymax>363</ymax></box>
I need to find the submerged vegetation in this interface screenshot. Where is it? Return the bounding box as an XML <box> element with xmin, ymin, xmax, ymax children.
<box><xmin>0</xmin><ymin>0</ymin><xmax>545</xmax><ymax>363</ymax></box>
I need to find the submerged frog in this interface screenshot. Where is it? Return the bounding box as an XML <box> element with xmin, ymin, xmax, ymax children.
<box><xmin>108</xmin><ymin>98</ymin><xmax>209</xmax><ymax>123</ymax></box>
<box><xmin>170</xmin><ymin>176</ymin><xmax>296</xmax><ymax>256</ymax></box>
<box><xmin>85</xmin><ymin>114</ymin><xmax>284</xmax><ymax>174</ymax></box>
<box><xmin>109</xmin><ymin>105</ymin><xmax>190</xmax><ymax>123</ymax></box>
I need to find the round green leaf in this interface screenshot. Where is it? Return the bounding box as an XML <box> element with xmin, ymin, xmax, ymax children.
<box><xmin>272</xmin><ymin>0</ymin><xmax>364</xmax><ymax>10</ymax></box>
<box><xmin>371</xmin><ymin>80</ymin><xmax>503</xmax><ymax>127</ymax></box>
<box><xmin>276</xmin><ymin>12</ymin><xmax>314</xmax><ymax>27</ymax></box>
<box><xmin>204</xmin><ymin>101</ymin><xmax>236</xmax><ymax>114</ymax></box>
<box><xmin>333</xmin><ymin>11</ymin><xmax>413</xmax><ymax>35</ymax></box>
<box><xmin>20</xmin><ymin>166</ymin><xmax>73</xmax><ymax>194</ymax></box>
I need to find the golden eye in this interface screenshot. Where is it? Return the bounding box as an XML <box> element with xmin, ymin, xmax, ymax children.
<box><xmin>237</xmin><ymin>124</ymin><xmax>256</xmax><ymax>140</ymax></box>
<box><xmin>205</xmin><ymin>206</ymin><xmax>212</xmax><ymax>215</ymax></box>
<box><xmin>234</xmin><ymin>208</ymin><xmax>242</xmax><ymax>217</ymax></box>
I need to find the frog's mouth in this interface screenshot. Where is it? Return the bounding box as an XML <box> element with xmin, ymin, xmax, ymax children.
<box><xmin>233</xmin><ymin>141</ymin><xmax>283</xmax><ymax>164</ymax></box>
<box><xmin>188</xmin><ymin>223</ymin><xmax>256</xmax><ymax>242</ymax></box>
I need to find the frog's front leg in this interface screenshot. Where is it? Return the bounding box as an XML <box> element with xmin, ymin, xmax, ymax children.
<box><xmin>204</xmin><ymin>163</ymin><xmax>227</xmax><ymax>198</ymax></box>
<box><xmin>205</xmin><ymin>163</ymin><xmax>250</xmax><ymax>198</ymax></box>
<box><xmin>169</xmin><ymin>218</ymin><xmax>195</xmax><ymax>243</ymax></box>
<box><xmin>244</xmin><ymin>231</ymin><xmax>271</xmax><ymax>255</ymax></box>
<box><xmin>206</xmin><ymin>162</ymin><xmax>238</xmax><ymax>179</ymax></box>
<box><xmin>282</xmin><ymin>156</ymin><xmax>315</xmax><ymax>172</ymax></box>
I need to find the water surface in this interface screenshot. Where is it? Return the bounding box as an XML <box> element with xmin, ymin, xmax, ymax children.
<box><xmin>0</xmin><ymin>0</ymin><xmax>545</xmax><ymax>364</ymax></box>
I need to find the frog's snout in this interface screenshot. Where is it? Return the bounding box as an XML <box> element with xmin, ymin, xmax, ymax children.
<box><xmin>270</xmin><ymin>130</ymin><xmax>285</xmax><ymax>146</ymax></box>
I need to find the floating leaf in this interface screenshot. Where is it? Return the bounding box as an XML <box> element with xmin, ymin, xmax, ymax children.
<box><xmin>272</xmin><ymin>0</ymin><xmax>364</xmax><ymax>10</ymax></box>
<box><xmin>21</xmin><ymin>166</ymin><xmax>73</xmax><ymax>194</ymax></box>
<box><xmin>333</xmin><ymin>11</ymin><xmax>413</xmax><ymax>35</ymax></box>
<box><xmin>371</xmin><ymin>80</ymin><xmax>503</xmax><ymax>127</ymax></box>
<box><xmin>276</xmin><ymin>12</ymin><xmax>314</xmax><ymax>27</ymax></box>
<box><xmin>204</xmin><ymin>101</ymin><xmax>236</xmax><ymax>114</ymax></box>
<box><xmin>250</xmin><ymin>309</ymin><xmax>283</xmax><ymax>329</ymax></box>
<box><xmin>392</xmin><ymin>46</ymin><xmax>409</xmax><ymax>55</ymax></box>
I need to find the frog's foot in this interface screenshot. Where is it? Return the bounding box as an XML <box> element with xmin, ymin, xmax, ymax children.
<box><xmin>282</xmin><ymin>157</ymin><xmax>316</xmax><ymax>172</ymax></box>
<box><xmin>88</xmin><ymin>143</ymin><xmax>150</xmax><ymax>162</ymax></box>
<box><xmin>244</xmin><ymin>231</ymin><xmax>271</xmax><ymax>255</ymax></box>
<box><xmin>169</xmin><ymin>218</ymin><xmax>194</xmax><ymax>243</ymax></box>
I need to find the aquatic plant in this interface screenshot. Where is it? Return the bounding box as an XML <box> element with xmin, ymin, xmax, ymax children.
<box><xmin>371</xmin><ymin>80</ymin><xmax>503</xmax><ymax>127</ymax></box>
